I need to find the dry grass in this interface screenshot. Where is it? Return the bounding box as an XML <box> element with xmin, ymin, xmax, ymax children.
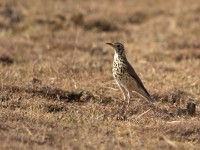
<box><xmin>0</xmin><ymin>0</ymin><xmax>200</xmax><ymax>149</ymax></box>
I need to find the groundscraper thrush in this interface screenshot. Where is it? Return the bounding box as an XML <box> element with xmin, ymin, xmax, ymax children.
<box><xmin>106</xmin><ymin>42</ymin><xmax>152</xmax><ymax>104</ymax></box>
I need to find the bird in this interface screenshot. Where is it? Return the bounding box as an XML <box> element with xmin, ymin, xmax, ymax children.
<box><xmin>106</xmin><ymin>42</ymin><xmax>153</xmax><ymax>104</ymax></box>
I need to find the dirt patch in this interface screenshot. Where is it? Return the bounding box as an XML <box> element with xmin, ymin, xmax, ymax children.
<box><xmin>152</xmin><ymin>89</ymin><xmax>197</xmax><ymax>117</ymax></box>
<box><xmin>84</xmin><ymin>19</ymin><xmax>119</xmax><ymax>32</ymax></box>
<box><xmin>25</xmin><ymin>86</ymin><xmax>82</xmax><ymax>102</ymax></box>
<box><xmin>1</xmin><ymin>85</ymin><xmax>89</xmax><ymax>103</ymax></box>
<box><xmin>128</xmin><ymin>11</ymin><xmax>148</xmax><ymax>24</ymax></box>
<box><xmin>30</xmin><ymin>78</ymin><xmax>42</xmax><ymax>85</ymax></box>
<box><xmin>167</xmin><ymin>35</ymin><xmax>200</xmax><ymax>50</ymax></box>
<box><xmin>70</xmin><ymin>12</ymin><xmax>118</xmax><ymax>32</ymax></box>
<box><xmin>173</xmin><ymin>50</ymin><xmax>200</xmax><ymax>62</ymax></box>
<box><xmin>0</xmin><ymin>5</ymin><xmax>24</xmax><ymax>31</ymax></box>
<box><xmin>70</xmin><ymin>12</ymin><xmax>84</xmax><ymax>26</ymax></box>
<box><xmin>153</xmin><ymin>89</ymin><xmax>191</xmax><ymax>105</ymax></box>
<box><xmin>0</xmin><ymin>55</ymin><xmax>14</xmax><ymax>65</ymax></box>
<box><xmin>45</xmin><ymin>104</ymin><xmax>67</xmax><ymax>113</ymax></box>
<box><xmin>2</xmin><ymin>6</ymin><xmax>23</xmax><ymax>23</ymax></box>
<box><xmin>177</xmin><ymin>101</ymin><xmax>196</xmax><ymax>116</ymax></box>
<box><xmin>35</xmin><ymin>14</ymin><xmax>67</xmax><ymax>31</ymax></box>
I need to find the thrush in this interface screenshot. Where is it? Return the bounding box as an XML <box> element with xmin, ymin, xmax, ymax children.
<box><xmin>106</xmin><ymin>42</ymin><xmax>152</xmax><ymax>103</ymax></box>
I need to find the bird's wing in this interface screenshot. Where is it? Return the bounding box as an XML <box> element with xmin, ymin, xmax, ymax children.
<box><xmin>125</xmin><ymin>60</ymin><xmax>151</xmax><ymax>97</ymax></box>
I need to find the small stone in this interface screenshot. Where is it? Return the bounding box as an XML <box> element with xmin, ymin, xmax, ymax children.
<box><xmin>187</xmin><ymin>101</ymin><xmax>196</xmax><ymax>116</ymax></box>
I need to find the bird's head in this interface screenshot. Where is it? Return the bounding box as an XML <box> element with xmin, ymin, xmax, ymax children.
<box><xmin>106</xmin><ymin>42</ymin><xmax>125</xmax><ymax>56</ymax></box>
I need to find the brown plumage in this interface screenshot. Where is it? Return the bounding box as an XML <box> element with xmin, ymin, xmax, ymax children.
<box><xmin>106</xmin><ymin>42</ymin><xmax>152</xmax><ymax>103</ymax></box>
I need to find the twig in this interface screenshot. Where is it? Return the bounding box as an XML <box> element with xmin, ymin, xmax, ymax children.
<box><xmin>136</xmin><ymin>108</ymin><xmax>152</xmax><ymax>118</ymax></box>
<box><xmin>103</xmin><ymin>86</ymin><xmax>118</xmax><ymax>91</ymax></box>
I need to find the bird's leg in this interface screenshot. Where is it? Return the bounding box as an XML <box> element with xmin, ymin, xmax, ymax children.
<box><xmin>125</xmin><ymin>88</ymin><xmax>132</xmax><ymax>105</ymax></box>
<box><xmin>117</xmin><ymin>83</ymin><xmax>127</xmax><ymax>102</ymax></box>
<box><xmin>121</xmin><ymin>87</ymin><xmax>127</xmax><ymax>101</ymax></box>
<box><xmin>127</xmin><ymin>90</ymin><xmax>131</xmax><ymax>104</ymax></box>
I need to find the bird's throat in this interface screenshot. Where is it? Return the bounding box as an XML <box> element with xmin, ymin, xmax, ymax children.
<box><xmin>114</xmin><ymin>52</ymin><xmax>126</xmax><ymax>62</ymax></box>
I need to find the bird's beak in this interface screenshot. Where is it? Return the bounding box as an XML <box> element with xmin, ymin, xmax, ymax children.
<box><xmin>106</xmin><ymin>42</ymin><xmax>114</xmax><ymax>48</ymax></box>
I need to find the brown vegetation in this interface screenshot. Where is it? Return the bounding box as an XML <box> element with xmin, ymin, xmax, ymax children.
<box><xmin>0</xmin><ymin>0</ymin><xmax>200</xmax><ymax>149</ymax></box>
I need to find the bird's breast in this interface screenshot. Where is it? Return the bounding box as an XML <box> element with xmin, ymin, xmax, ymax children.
<box><xmin>112</xmin><ymin>61</ymin><xmax>126</xmax><ymax>78</ymax></box>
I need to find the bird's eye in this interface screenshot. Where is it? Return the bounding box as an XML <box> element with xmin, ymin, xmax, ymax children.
<box><xmin>117</xmin><ymin>45</ymin><xmax>120</xmax><ymax>48</ymax></box>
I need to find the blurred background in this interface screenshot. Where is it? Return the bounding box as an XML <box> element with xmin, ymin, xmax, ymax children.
<box><xmin>0</xmin><ymin>0</ymin><xmax>200</xmax><ymax>149</ymax></box>
<box><xmin>0</xmin><ymin>0</ymin><xmax>199</xmax><ymax>94</ymax></box>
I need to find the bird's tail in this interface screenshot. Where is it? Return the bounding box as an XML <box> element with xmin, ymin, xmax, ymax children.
<box><xmin>144</xmin><ymin>94</ymin><xmax>153</xmax><ymax>101</ymax></box>
<box><xmin>137</xmin><ymin>87</ymin><xmax>153</xmax><ymax>101</ymax></box>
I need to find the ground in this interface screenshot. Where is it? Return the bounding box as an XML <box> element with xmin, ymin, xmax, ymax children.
<box><xmin>0</xmin><ymin>0</ymin><xmax>200</xmax><ymax>149</ymax></box>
